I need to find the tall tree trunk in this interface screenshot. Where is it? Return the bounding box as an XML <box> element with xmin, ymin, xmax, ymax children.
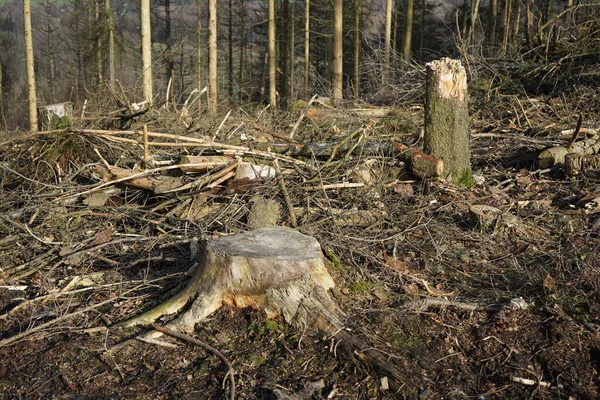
<box><xmin>290</xmin><ymin>0</ymin><xmax>295</xmax><ymax>103</ymax></box>
<box><xmin>197</xmin><ymin>0</ymin><xmax>203</xmax><ymax>112</ymax></box>
<box><xmin>208</xmin><ymin>0</ymin><xmax>218</xmax><ymax>114</ymax></box>
<box><xmin>383</xmin><ymin>0</ymin><xmax>393</xmax><ymax>83</ymax></box>
<box><xmin>353</xmin><ymin>0</ymin><xmax>362</xmax><ymax>97</ymax></box>
<box><xmin>525</xmin><ymin>0</ymin><xmax>533</xmax><ymax>47</ymax></box>
<box><xmin>419</xmin><ymin>0</ymin><xmax>425</xmax><ymax>62</ymax></box>
<box><xmin>141</xmin><ymin>0</ymin><xmax>153</xmax><ymax>105</ymax></box>
<box><xmin>304</xmin><ymin>0</ymin><xmax>310</xmax><ymax>98</ymax></box>
<box><xmin>501</xmin><ymin>0</ymin><xmax>512</xmax><ymax>54</ymax></box>
<box><xmin>45</xmin><ymin>0</ymin><xmax>56</xmax><ymax>102</ymax></box>
<box><xmin>512</xmin><ymin>0</ymin><xmax>520</xmax><ymax>49</ymax></box>
<box><xmin>333</xmin><ymin>0</ymin><xmax>343</xmax><ymax>103</ymax></box>
<box><xmin>95</xmin><ymin>1</ymin><xmax>103</xmax><ymax>85</ymax></box>
<box><xmin>165</xmin><ymin>0</ymin><xmax>174</xmax><ymax>103</ymax></box>
<box><xmin>0</xmin><ymin>64</ymin><xmax>5</xmax><ymax>130</ymax></box>
<box><xmin>24</xmin><ymin>0</ymin><xmax>38</xmax><ymax>131</ymax></box>
<box><xmin>543</xmin><ymin>0</ymin><xmax>553</xmax><ymax>24</ymax></box>
<box><xmin>106</xmin><ymin>0</ymin><xmax>115</xmax><ymax>88</ymax></box>
<box><xmin>269</xmin><ymin>0</ymin><xmax>277</xmax><ymax>109</ymax></box>
<box><xmin>228</xmin><ymin>0</ymin><xmax>233</xmax><ymax>99</ymax></box>
<box><xmin>238</xmin><ymin>0</ymin><xmax>246</xmax><ymax>100</ymax></box>
<box><xmin>403</xmin><ymin>0</ymin><xmax>414</xmax><ymax>63</ymax></box>
<box><xmin>469</xmin><ymin>0</ymin><xmax>481</xmax><ymax>45</ymax></box>
<box><xmin>488</xmin><ymin>0</ymin><xmax>497</xmax><ymax>46</ymax></box>
<box><xmin>280</xmin><ymin>0</ymin><xmax>290</xmax><ymax>106</ymax></box>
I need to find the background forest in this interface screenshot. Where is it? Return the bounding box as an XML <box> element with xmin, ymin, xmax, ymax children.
<box><xmin>1</xmin><ymin>0</ymin><xmax>596</xmax><ymax>130</ymax></box>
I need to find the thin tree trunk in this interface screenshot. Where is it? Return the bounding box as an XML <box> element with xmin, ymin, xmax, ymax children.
<box><xmin>290</xmin><ymin>0</ymin><xmax>295</xmax><ymax>102</ymax></box>
<box><xmin>525</xmin><ymin>0</ymin><xmax>533</xmax><ymax>47</ymax></box>
<box><xmin>488</xmin><ymin>0</ymin><xmax>497</xmax><ymax>46</ymax></box>
<box><xmin>333</xmin><ymin>0</ymin><xmax>343</xmax><ymax>103</ymax></box>
<box><xmin>280</xmin><ymin>0</ymin><xmax>290</xmax><ymax>106</ymax></box>
<box><xmin>512</xmin><ymin>0</ymin><xmax>521</xmax><ymax>49</ymax></box>
<box><xmin>353</xmin><ymin>0</ymin><xmax>361</xmax><ymax>97</ymax></box>
<box><xmin>0</xmin><ymin>64</ymin><xmax>5</xmax><ymax>130</ymax></box>
<box><xmin>469</xmin><ymin>0</ymin><xmax>481</xmax><ymax>45</ymax></box>
<box><xmin>304</xmin><ymin>0</ymin><xmax>310</xmax><ymax>98</ymax></box>
<box><xmin>543</xmin><ymin>0</ymin><xmax>553</xmax><ymax>24</ymax></box>
<box><xmin>238</xmin><ymin>0</ymin><xmax>246</xmax><ymax>99</ymax></box>
<box><xmin>24</xmin><ymin>0</ymin><xmax>38</xmax><ymax>131</ymax></box>
<box><xmin>502</xmin><ymin>0</ymin><xmax>512</xmax><ymax>54</ymax></box>
<box><xmin>141</xmin><ymin>0</ymin><xmax>153</xmax><ymax>105</ymax></box>
<box><xmin>383</xmin><ymin>0</ymin><xmax>393</xmax><ymax>83</ymax></box>
<box><xmin>269</xmin><ymin>0</ymin><xmax>277</xmax><ymax>109</ymax></box>
<box><xmin>45</xmin><ymin>0</ymin><xmax>56</xmax><ymax>102</ymax></box>
<box><xmin>208</xmin><ymin>0</ymin><xmax>218</xmax><ymax>114</ymax></box>
<box><xmin>419</xmin><ymin>0</ymin><xmax>425</xmax><ymax>62</ymax></box>
<box><xmin>228</xmin><ymin>0</ymin><xmax>234</xmax><ymax>99</ymax></box>
<box><xmin>165</xmin><ymin>0</ymin><xmax>174</xmax><ymax>103</ymax></box>
<box><xmin>95</xmin><ymin>1</ymin><xmax>103</xmax><ymax>85</ymax></box>
<box><xmin>403</xmin><ymin>0</ymin><xmax>414</xmax><ymax>63</ymax></box>
<box><xmin>106</xmin><ymin>0</ymin><xmax>115</xmax><ymax>88</ymax></box>
<box><xmin>197</xmin><ymin>0</ymin><xmax>203</xmax><ymax>112</ymax></box>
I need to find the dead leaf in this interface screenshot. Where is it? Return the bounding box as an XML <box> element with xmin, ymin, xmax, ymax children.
<box><xmin>90</xmin><ymin>226</ymin><xmax>113</xmax><ymax>246</ymax></box>
<box><xmin>402</xmin><ymin>283</ymin><xmax>419</xmax><ymax>296</ymax></box>
<box><xmin>543</xmin><ymin>274</ymin><xmax>555</xmax><ymax>292</ymax></box>
<box><xmin>383</xmin><ymin>252</ymin><xmax>407</xmax><ymax>272</ymax></box>
<box><xmin>393</xmin><ymin>183</ymin><xmax>414</xmax><ymax>199</ymax></box>
<box><xmin>419</xmin><ymin>278</ymin><xmax>455</xmax><ymax>297</ymax></box>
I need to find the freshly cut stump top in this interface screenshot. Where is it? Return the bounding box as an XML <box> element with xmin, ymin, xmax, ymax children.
<box><xmin>210</xmin><ymin>227</ymin><xmax>320</xmax><ymax>260</ymax></box>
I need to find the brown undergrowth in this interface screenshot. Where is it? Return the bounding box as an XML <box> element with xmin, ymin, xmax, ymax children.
<box><xmin>0</xmin><ymin>70</ymin><xmax>599</xmax><ymax>399</ymax></box>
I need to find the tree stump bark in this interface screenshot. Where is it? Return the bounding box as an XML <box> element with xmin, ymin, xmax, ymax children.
<box><xmin>423</xmin><ymin>58</ymin><xmax>474</xmax><ymax>186</ymax></box>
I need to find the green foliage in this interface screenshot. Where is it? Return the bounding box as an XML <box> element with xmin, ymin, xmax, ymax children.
<box><xmin>454</xmin><ymin>168</ymin><xmax>475</xmax><ymax>188</ymax></box>
<box><xmin>348</xmin><ymin>281</ymin><xmax>373</xmax><ymax>293</ymax></box>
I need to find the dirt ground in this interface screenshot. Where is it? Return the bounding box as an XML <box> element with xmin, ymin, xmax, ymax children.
<box><xmin>1</xmin><ymin>70</ymin><xmax>600</xmax><ymax>399</ymax></box>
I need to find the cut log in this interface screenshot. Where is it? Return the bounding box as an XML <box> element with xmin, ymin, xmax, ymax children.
<box><xmin>423</xmin><ymin>58</ymin><xmax>473</xmax><ymax>186</ymax></box>
<box><xmin>179</xmin><ymin>155</ymin><xmax>234</xmax><ymax>172</ymax></box>
<box><xmin>538</xmin><ymin>138</ymin><xmax>600</xmax><ymax>168</ymax></box>
<box><xmin>92</xmin><ymin>165</ymin><xmax>182</xmax><ymax>194</ymax></box>
<box><xmin>38</xmin><ymin>102</ymin><xmax>73</xmax><ymax>131</ymax></box>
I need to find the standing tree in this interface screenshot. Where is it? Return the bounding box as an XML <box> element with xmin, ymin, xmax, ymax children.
<box><xmin>106</xmin><ymin>0</ymin><xmax>115</xmax><ymax>89</ymax></box>
<box><xmin>403</xmin><ymin>0</ymin><xmax>414</xmax><ymax>63</ymax></box>
<box><xmin>488</xmin><ymin>0</ymin><xmax>498</xmax><ymax>46</ymax></box>
<box><xmin>304</xmin><ymin>0</ymin><xmax>310</xmax><ymax>98</ymax></box>
<box><xmin>208</xmin><ymin>0</ymin><xmax>218</xmax><ymax>114</ymax></box>
<box><xmin>197</xmin><ymin>0</ymin><xmax>203</xmax><ymax>112</ymax></box>
<box><xmin>269</xmin><ymin>0</ymin><xmax>276</xmax><ymax>108</ymax></box>
<box><xmin>228</xmin><ymin>0</ymin><xmax>234</xmax><ymax>99</ymax></box>
<box><xmin>383</xmin><ymin>0</ymin><xmax>393</xmax><ymax>82</ymax></box>
<box><xmin>141</xmin><ymin>0</ymin><xmax>153</xmax><ymax>105</ymax></box>
<box><xmin>24</xmin><ymin>0</ymin><xmax>38</xmax><ymax>131</ymax></box>
<box><xmin>353</xmin><ymin>0</ymin><xmax>362</xmax><ymax>97</ymax></box>
<box><xmin>332</xmin><ymin>0</ymin><xmax>343</xmax><ymax>103</ymax></box>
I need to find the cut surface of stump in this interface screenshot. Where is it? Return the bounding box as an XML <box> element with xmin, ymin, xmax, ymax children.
<box><xmin>119</xmin><ymin>227</ymin><xmax>342</xmax><ymax>334</ymax></box>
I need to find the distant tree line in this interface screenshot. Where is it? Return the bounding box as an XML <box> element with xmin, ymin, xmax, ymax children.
<box><xmin>0</xmin><ymin>0</ymin><xmax>597</xmax><ymax>130</ymax></box>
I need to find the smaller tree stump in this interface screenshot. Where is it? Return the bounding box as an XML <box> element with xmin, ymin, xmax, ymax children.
<box><xmin>423</xmin><ymin>58</ymin><xmax>473</xmax><ymax>186</ymax></box>
<box><xmin>38</xmin><ymin>102</ymin><xmax>73</xmax><ymax>131</ymax></box>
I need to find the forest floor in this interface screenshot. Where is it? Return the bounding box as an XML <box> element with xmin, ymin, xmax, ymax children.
<box><xmin>0</xmin><ymin>68</ymin><xmax>600</xmax><ymax>399</ymax></box>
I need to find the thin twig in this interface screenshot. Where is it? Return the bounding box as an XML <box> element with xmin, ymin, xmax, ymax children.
<box><xmin>150</xmin><ymin>324</ymin><xmax>236</xmax><ymax>400</ymax></box>
<box><xmin>274</xmin><ymin>159</ymin><xmax>297</xmax><ymax>227</ymax></box>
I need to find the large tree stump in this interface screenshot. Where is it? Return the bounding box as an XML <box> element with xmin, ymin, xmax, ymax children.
<box><xmin>115</xmin><ymin>227</ymin><xmax>406</xmax><ymax>388</ymax></box>
<box><xmin>118</xmin><ymin>227</ymin><xmax>343</xmax><ymax>333</ymax></box>
<box><xmin>423</xmin><ymin>58</ymin><xmax>474</xmax><ymax>186</ymax></box>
